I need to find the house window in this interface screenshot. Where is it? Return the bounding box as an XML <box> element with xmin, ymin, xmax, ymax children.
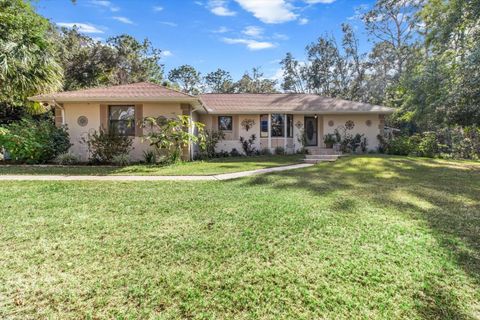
<box><xmin>260</xmin><ymin>114</ymin><xmax>268</xmax><ymax>138</ymax></box>
<box><xmin>109</xmin><ymin>105</ymin><xmax>135</xmax><ymax>136</ymax></box>
<box><xmin>218</xmin><ymin>116</ymin><xmax>233</xmax><ymax>131</ymax></box>
<box><xmin>287</xmin><ymin>114</ymin><xmax>293</xmax><ymax>138</ymax></box>
<box><xmin>271</xmin><ymin>114</ymin><xmax>285</xmax><ymax>137</ymax></box>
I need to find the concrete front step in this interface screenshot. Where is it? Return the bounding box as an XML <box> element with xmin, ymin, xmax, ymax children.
<box><xmin>306</xmin><ymin>148</ymin><xmax>342</xmax><ymax>155</ymax></box>
<box><xmin>304</xmin><ymin>158</ymin><xmax>337</xmax><ymax>164</ymax></box>
<box><xmin>305</xmin><ymin>155</ymin><xmax>339</xmax><ymax>160</ymax></box>
<box><xmin>304</xmin><ymin>154</ymin><xmax>340</xmax><ymax>164</ymax></box>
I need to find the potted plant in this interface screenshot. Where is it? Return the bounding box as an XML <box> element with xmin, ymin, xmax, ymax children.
<box><xmin>323</xmin><ymin>133</ymin><xmax>336</xmax><ymax>148</ymax></box>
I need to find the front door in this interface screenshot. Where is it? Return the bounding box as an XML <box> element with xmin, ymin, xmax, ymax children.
<box><xmin>304</xmin><ymin>116</ymin><xmax>318</xmax><ymax>146</ymax></box>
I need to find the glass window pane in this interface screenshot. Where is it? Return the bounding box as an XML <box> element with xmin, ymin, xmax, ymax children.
<box><xmin>109</xmin><ymin>106</ymin><xmax>135</xmax><ymax>121</ymax></box>
<box><xmin>218</xmin><ymin>116</ymin><xmax>232</xmax><ymax>131</ymax></box>
<box><xmin>271</xmin><ymin>114</ymin><xmax>285</xmax><ymax>137</ymax></box>
<box><xmin>260</xmin><ymin>114</ymin><xmax>268</xmax><ymax>138</ymax></box>
<box><xmin>109</xmin><ymin>105</ymin><xmax>135</xmax><ymax>136</ymax></box>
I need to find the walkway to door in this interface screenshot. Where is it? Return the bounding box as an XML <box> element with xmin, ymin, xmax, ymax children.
<box><xmin>0</xmin><ymin>163</ymin><xmax>313</xmax><ymax>181</ymax></box>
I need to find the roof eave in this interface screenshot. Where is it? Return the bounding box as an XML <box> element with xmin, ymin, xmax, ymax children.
<box><xmin>28</xmin><ymin>96</ymin><xmax>199</xmax><ymax>103</ymax></box>
<box><xmin>205</xmin><ymin>110</ymin><xmax>394</xmax><ymax>115</ymax></box>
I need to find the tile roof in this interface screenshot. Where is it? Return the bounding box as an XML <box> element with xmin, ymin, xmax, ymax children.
<box><xmin>29</xmin><ymin>82</ymin><xmax>393</xmax><ymax>114</ymax></box>
<box><xmin>29</xmin><ymin>82</ymin><xmax>195</xmax><ymax>102</ymax></box>
<box><xmin>199</xmin><ymin>93</ymin><xmax>394</xmax><ymax>114</ymax></box>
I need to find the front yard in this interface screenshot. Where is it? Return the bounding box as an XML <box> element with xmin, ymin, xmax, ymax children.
<box><xmin>1</xmin><ymin>156</ymin><xmax>479</xmax><ymax>319</ymax></box>
<box><xmin>0</xmin><ymin>154</ymin><xmax>303</xmax><ymax>176</ymax></box>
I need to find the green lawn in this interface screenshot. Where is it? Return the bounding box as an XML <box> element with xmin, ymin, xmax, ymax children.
<box><xmin>1</xmin><ymin>155</ymin><xmax>479</xmax><ymax>319</ymax></box>
<box><xmin>0</xmin><ymin>154</ymin><xmax>303</xmax><ymax>176</ymax></box>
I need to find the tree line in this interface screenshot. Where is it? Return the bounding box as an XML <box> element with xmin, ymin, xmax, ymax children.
<box><xmin>1</xmin><ymin>0</ymin><xmax>479</xmax><ymax>131</ymax></box>
<box><xmin>280</xmin><ymin>0</ymin><xmax>480</xmax><ymax>131</ymax></box>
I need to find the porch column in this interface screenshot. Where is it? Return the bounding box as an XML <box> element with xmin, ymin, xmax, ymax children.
<box><xmin>267</xmin><ymin>113</ymin><xmax>271</xmax><ymax>150</ymax></box>
<box><xmin>283</xmin><ymin>113</ymin><xmax>287</xmax><ymax>151</ymax></box>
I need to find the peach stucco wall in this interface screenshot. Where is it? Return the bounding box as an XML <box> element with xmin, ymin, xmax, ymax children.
<box><xmin>323</xmin><ymin>114</ymin><xmax>381</xmax><ymax>150</ymax></box>
<box><xmin>201</xmin><ymin>113</ymin><xmax>383</xmax><ymax>154</ymax></box>
<box><xmin>63</xmin><ymin>102</ymin><xmax>183</xmax><ymax>161</ymax></box>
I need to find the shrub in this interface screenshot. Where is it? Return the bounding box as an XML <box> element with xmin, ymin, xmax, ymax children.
<box><xmin>296</xmin><ymin>129</ymin><xmax>308</xmax><ymax>154</ymax></box>
<box><xmin>260</xmin><ymin>148</ymin><xmax>272</xmax><ymax>156</ymax></box>
<box><xmin>415</xmin><ymin>132</ymin><xmax>438</xmax><ymax>157</ymax></box>
<box><xmin>385</xmin><ymin>136</ymin><xmax>413</xmax><ymax>155</ymax></box>
<box><xmin>0</xmin><ymin>118</ymin><xmax>71</xmax><ymax>163</ymax></box>
<box><xmin>440</xmin><ymin>126</ymin><xmax>480</xmax><ymax>160</ymax></box>
<box><xmin>201</xmin><ymin>129</ymin><xmax>224</xmax><ymax>158</ymax></box>
<box><xmin>334</xmin><ymin>128</ymin><xmax>368</xmax><ymax>153</ymax></box>
<box><xmin>143</xmin><ymin>115</ymin><xmax>205</xmax><ymax>163</ymax></box>
<box><xmin>143</xmin><ymin>150</ymin><xmax>157</xmax><ymax>164</ymax></box>
<box><xmin>230</xmin><ymin>148</ymin><xmax>241</xmax><ymax>157</ymax></box>
<box><xmin>82</xmin><ymin>127</ymin><xmax>133</xmax><ymax>164</ymax></box>
<box><xmin>215</xmin><ymin>150</ymin><xmax>230</xmax><ymax>158</ymax></box>
<box><xmin>274</xmin><ymin>146</ymin><xmax>285</xmax><ymax>155</ymax></box>
<box><xmin>239</xmin><ymin>134</ymin><xmax>257</xmax><ymax>156</ymax></box>
<box><xmin>54</xmin><ymin>152</ymin><xmax>78</xmax><ymax>165</ymax></box>
<box><xmin>382</xmin><ymin>128</ymin><xmax>480</xmax><ymax>159</ymax></box>
<box><xmin>323</xmin><ymin>133</ymin><xmax>337</xmax><ymax>148</ymax></box>
<box><xmin>112</xmin><ymin>153</ymin><xmax>130</xmax><ymax>166</ymax></box>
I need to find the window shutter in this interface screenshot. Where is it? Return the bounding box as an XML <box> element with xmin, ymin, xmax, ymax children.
<box><xmin>233</xmin><ymin>115</ymin><xmax>239</xmax><ymax>139</ymax></box>
<box><xmin>100</xmin><ymin>104</ymin><xmax>108</xmax><ymax>131</ymax></box>
<box><xmin>54</xmin><ymin>106</ymin><xmax>63</xmax><ymax>127</ymax></box>
<box><xmin>213</xmin><ymin>116</ymin><xmax>218</xmax><ymax>130</ymax></box>
<box><xmin>135</xmin><ymin>104</ymin><xmax>143</xmax><ymax>137</ymax></box>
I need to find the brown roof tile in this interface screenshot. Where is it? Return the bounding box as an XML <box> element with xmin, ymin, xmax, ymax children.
<box><xmin>199</xmin><ymin>93</ymin><xmax>394</xmax><ymax>114</ymax></box>
<box><xmin>29</xmin><ymin>82</ymin><xmax>195</xmax><ymax>102</ymax></box>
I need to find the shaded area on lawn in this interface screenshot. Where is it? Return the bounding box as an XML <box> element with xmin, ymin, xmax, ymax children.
<box><xmin>0</xmin><ymin>155</ymin><xmax>479</xmax><ymax>319</ymax></box>
<box><xmin>242</xmin><ymin>155</ymin><xmax>480</xmax><ymax>319</ymax></box>
<box><xmin>0</xmin><ymin>154</ymin><xmax>304</xmax><ymax>176</ymax></box>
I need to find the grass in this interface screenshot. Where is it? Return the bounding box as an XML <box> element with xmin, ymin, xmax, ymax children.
<box><xmin>0</xmin><ymin>155</ymin><xmax>479</xmax><ymax>319</ymax></box>
<box><xmin>0</xmin><ymin>154</ymin><xmax>303</xmax><ymax>176</ymax></box>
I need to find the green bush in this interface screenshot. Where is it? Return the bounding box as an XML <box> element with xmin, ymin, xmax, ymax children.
<box><xmin>385</xmin><ymin>136</ymin><xmax>413</xmax><ymax>156</ymax></box>
<box><xmin>383</xmin><ymin>127</ymin><xmax>480</xmax><ymax>159</ymax></box>
<box><xmin>81</xmin><ymin>127</ymin><xmax>133</xmax><ymax>164</ymax></box>
<box><xmin>260</xmin><ymin>148</ymin><xmax>272</xmax><ymax>156</ymax></box>
<box><xmin>54</xmin><ymin>152</ymin><xmax>78</xmax><ymax>165</ymax></box>
<box><xmin>230</xmin><ymin>148</ymin><xmax>241</xmax><ymax>157</ymax></box>
<box><xmin>112</xmin><ymin>153</ymin><xmax>130</xmax><ymax>166</ymax></box>
<box><xmin>415</xmin><ymin>132</ymin><xmax>439</xmax><ymax>157</ymax></box>
<box><xmin>143</xmin><ymin>150</ymin><xmax>157</xmax><ymax>164</ymax></box>
<box><xmin>240</xmin><ymin>134</ymin><xmax>257</xmax><ymax>156</ymax></box>
<box><xmin>201</xmin><ymin>129</ymin><xmax>224</xmax><ymax>158</ymax></box>
<box><xmin>0</xmin><ymin>118</ymin><xmax>71</xmax><ymax>163</ymax></box>
<box><xmin>274</xmin><ymin>146</ymin><xmax>285</xmax><ymax>155</ymax></box>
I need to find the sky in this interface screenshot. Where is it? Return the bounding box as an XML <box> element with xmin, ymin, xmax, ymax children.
<box><xmin>34</xmin><ymin>0</ymin><xmax>376</xmax><ymax>81</ymax></box>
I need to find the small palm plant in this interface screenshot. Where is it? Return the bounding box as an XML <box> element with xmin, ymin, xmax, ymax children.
<box><xmin>142</xmin><ymin>115</ymin><xmax>205</xmax><ymax>163</ymax></box>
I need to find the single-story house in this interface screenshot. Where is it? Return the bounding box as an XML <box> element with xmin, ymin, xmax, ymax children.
<box><xmin>29</xmin><ymin>82</ymin><xmax>394</xmax><ymax>161</ymax></box>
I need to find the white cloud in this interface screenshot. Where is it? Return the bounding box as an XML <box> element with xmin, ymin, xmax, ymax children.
<box><xmin>112</xmin><ymin>16</ymin><xmax>134</xmax><ymax>24</ymax></box>
<box><xmin>89</xmin><ymin>0</ymin><xmax>119</xmax><ymax>12</ymax></box>
<box><xmin>298</xmin><ymin>18</ymin><xmax>309</xmax><ymax>25</ymax></box>
<box><xmin>159</xmin><ymin>21</ymin><xmax>178</xmax><ymax>27</ymax></box>
<box><xmin>234</xmin><ymin>0</ymin><xmax>297</xmax><ymax>24</ymax></box>
<box><xmin>303</xmin><ymin>0</ymin><xmax>336</xmax><ymax>3</ymax></box>
<box><xmin>269</xmin><ymin>67</ymin><xmax>284</xmax><ymax>81</ymax></box>
<box><xmin>212</xmin><ymin>26</ymin><xmax>230</xmax><ymax>33</ymax></box>
<box><xmin>57</xmin><ymin>22</ymin><xmax>104</xmax><ymax>34</ymax></box>
<box><xmin>209</xmin><ymin>0</ymin><xmax>236</xmax><ymax>16</ymax></box>
<box><xmin>153</xmin><ymin>6</ymin><xmax>163</xmax><ymax>12</ymax></box>
<box><xmin>242</xmin><ymin>26</ymin><xmax>263</xmax><ymax>38</ymax></box>
<box><xmin>161</xmin><ymin>50</ymin><xmax>173</xmax><ymax>57</ymax></box>
<box><xmin>222</xmin><ymin>37</ymin><xmax>275</xmax><ymax>50</ymax></box>
<box><xmin>273</xmin><ymin>33</ymin><xmax>289</xmax><ymax>40</ymax></box>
